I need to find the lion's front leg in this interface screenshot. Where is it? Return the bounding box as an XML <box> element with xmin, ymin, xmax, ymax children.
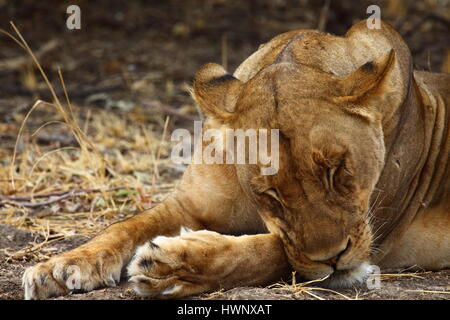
<box><xmin>22</xmin><ymin>196</ymin><xmax>203</xmax><ymax>300</ymax></box>
<box><xmin>127</xmin><ymin>229</ymin><xmax>290</xmax><ymax>298</ymax></box>
<box><xmin>22</xmin><ymin>163</ymin><xmax>259</xmax><ymax>299</ymax></box>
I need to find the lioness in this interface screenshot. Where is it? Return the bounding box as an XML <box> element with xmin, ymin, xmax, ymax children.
<box><xmin>23</xmin><ymin>20</ymin><xmax>450</xmax><ymax>299</ymax></box>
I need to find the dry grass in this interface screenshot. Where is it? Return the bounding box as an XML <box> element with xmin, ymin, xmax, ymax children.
<box><xmin>202</xmin><ymin>269</ymin><xmax>450</xmax><ymax>300</ymax></box>
<box><xmin>266</xmin><ymin>272</ymin><xmax>359</xmax><ymax>300</ymax></box>
<box><xmin>1</xmin><ymin>221</ymin><xmax>66</xmax><ymax>262</ymax></box>
<box><xmin>0</xmin><ymin>23</ymin><xmax>177</xmax><ymax>238</ymax></box>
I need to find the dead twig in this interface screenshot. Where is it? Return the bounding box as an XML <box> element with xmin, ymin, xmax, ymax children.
<box><xmin>0</xmin><ymin>187</ymin><xmax>129</xmax><ymax>208</ymax></box>
<box><xmin>3</xmin><ymin>235</ymin><xmax>64</xmax><ymax>261</ymax></box>
<box><xmin>404</xmin><ymin>289</ymin><xmax>450</xmax><ymax>295</ymax></box>
<box><xmin>0</xmin><ymin>83</ymin><xmax>125</xmax><ymax>99</ymax></box>
<box><xmin>3</xmin><ymin>222</ymin><xmax>66</xmax><ymax>261</ymax></box>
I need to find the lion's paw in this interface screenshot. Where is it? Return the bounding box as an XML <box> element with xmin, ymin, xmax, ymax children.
<box><xmin>22</xmin><ymin>250</ymin><xmax>122</xmax><ymax>300</ymax></box>
<box><xmin>127</xmin><ymin>227</ymin><xmax>224</xmax><ymax>299</ymax></box>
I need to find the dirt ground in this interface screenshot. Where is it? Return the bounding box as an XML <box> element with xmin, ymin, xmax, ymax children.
<box><xmin>1</xmin><ymin>1</ymin><xmax>449</xmax><ymax>300</ymax></box>
<box><xmin>1</xmin><ymin>223</ymin><xmax>450</xmax><ymax>300</ymax></box>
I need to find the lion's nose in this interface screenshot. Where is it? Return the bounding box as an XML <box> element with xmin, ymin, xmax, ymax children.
<box><xmin>308</xmin><ymin>239</ymin><xmax>351</xmax><ymax>267</ymax></box>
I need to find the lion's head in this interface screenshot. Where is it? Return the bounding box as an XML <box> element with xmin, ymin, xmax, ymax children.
<box><xmin>192</xmin><ymin>25</ymin><xmax>404</xmax><ymax>287</ymax></box>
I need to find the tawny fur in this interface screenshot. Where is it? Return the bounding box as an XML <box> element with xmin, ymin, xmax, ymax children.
<box><xmin>23</xmin><ymin>20</ymin><xmax>449</xmax><ymax>299</ymax></box>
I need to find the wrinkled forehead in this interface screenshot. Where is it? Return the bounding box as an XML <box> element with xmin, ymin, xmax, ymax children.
<box><xmin>276</xmin><ymin>98</ymin><xmax>363</xmax><ymax>143</ymax></box>
<box><xmin>276</xmin><ymin>103</ymin><xmax>373</xmax><ymax>162</ymax></box>
<box><xmin>232</xmin><ymin>64</ymin><xmax>376</xmax><ymax>154</ymax></box>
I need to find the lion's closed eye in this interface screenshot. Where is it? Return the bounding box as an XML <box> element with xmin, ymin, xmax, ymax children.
<box><xmin>264</xmin><ymin>188</ymin><xmax>281</xmax><ymax>201</ymax></box>
<box><xmin>317</xmin><ymin>156</ymin><xmax>354</xmax><ymax>194</ymax></box>
<box><xmin>333</xmin><ymin>161</ymin><xmax>356</xmax><ymax>195</ymax></box>
<box><xmin>325</xmin><ymin>166</ymin><xmax>337</xmax><ymax>191</ymax></box>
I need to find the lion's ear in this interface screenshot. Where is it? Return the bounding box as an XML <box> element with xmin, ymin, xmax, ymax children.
<box><xmin>193</xmin><ymin>63</ymin><xmax>243</xmax><ymax>122</ymax></box>
<box><xmin>333</xmin><ymin>49</ymin><xmax>395</xmax><ymax>104</ymax></box>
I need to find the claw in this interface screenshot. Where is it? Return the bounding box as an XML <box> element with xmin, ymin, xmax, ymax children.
<box><xmin>160</xmin><ymin>284</ymin><xmax>181</xmax><ymax>296</ymax></box>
